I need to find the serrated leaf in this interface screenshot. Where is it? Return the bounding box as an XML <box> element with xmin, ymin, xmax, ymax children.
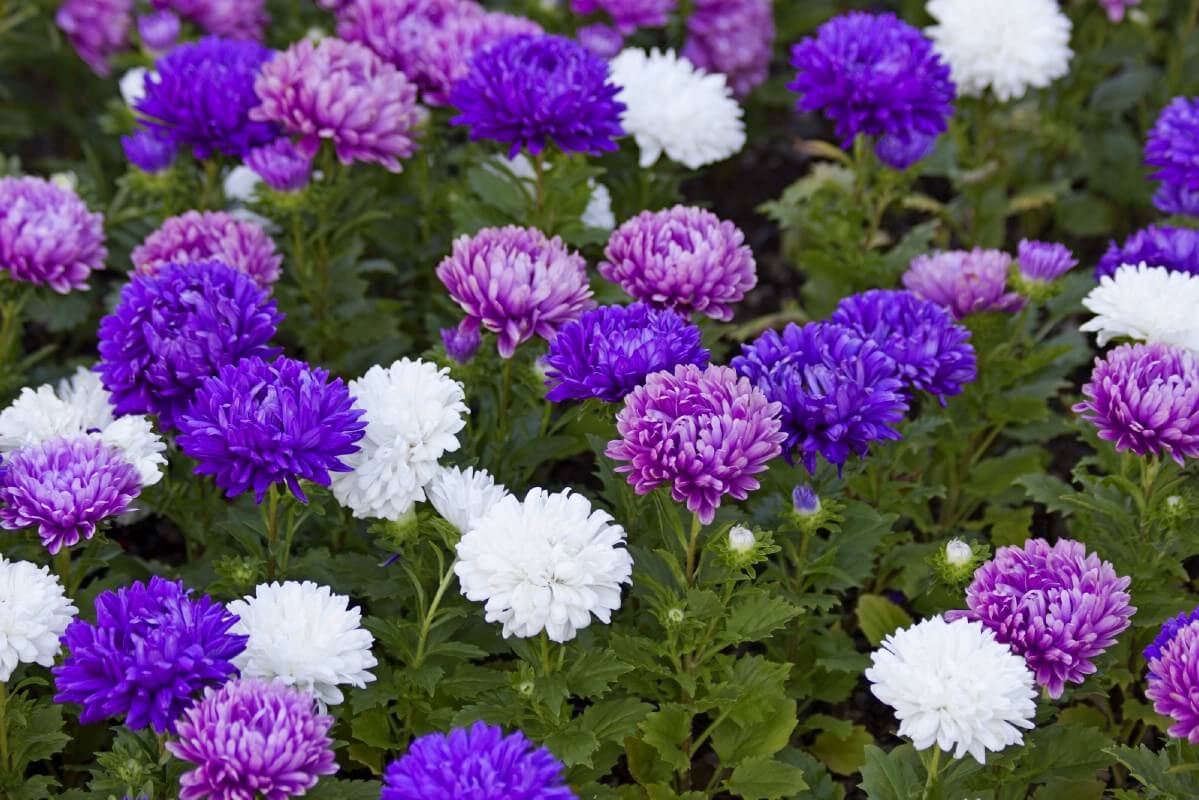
<box><xmin>858</xmin><ymin>745</ymin><xmax>922</xmax><ymax>800</ymax></box>
<box><xmin>722</xmin><ymin>590</ymin><xmax>802</xmax><ymax>645</ymax></box>
<box><xmin>579</xmin><ymin>699</ymin><xmax>652</xmax><ymax>744</ymax></box>
<box><xmin>725</xmin><ymin>756</ymin><xmax>809</xmax><ymax>799</ymax></box>
<box><xmin>566</xmin><ymin>650</ymin><xmax>632</xmax><ymax>699</ymax></box>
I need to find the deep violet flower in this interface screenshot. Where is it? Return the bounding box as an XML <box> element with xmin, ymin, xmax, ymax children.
<box><xmin>1095</xmin><ymin>225</ymin><xmax>1199</xmax><ymax>280</ymax></box>
<box><xmin>903</xmin><ymin>249</ymin><xmax>1026</xmax><ymax>319</ymax></box>
<box><xmin>122</xmin><ymin>131</ymin><xmax>177</xmax><ymax>173</ymax></box>
<box><xmin>0</xmin><ymin>176</ymin><xmax>106</xmax><ymax>293</ymax></box>
<box><xmin>441</xmin><ymin>323</ymin><xmax>483</xmax><ymax>365</ymax></box>
<box><xmin>1146</xmin><ymin>97</ymin><xmax>1199</xmax><ymax>214</ymax></box>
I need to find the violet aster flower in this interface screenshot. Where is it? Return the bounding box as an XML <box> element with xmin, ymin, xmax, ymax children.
<box><xmin>1145</xmin><ymin>606</ymin><xmax>1199</xmax><ymax>675</ymax></box>
<box><xmin>245</xmin><ymin>139</ymin><xmax>313</xmax><ymax>192</ymax></box>
<box><xmin>122</xmin><ymin>131</ymin><xmax>177</xmax><ymax>173</ymax></box>
<box><xmin>132</xmin><ymin>210</ymin><xmax>282</xmax><ymax>289</ymax></box>
<box><xmin>56</xmin><ymin>0</ymin><xmax>133</xmax><ymax>76</ymax></box>
<box><xmin>1099</xmin><ymin>0</ymin><xmax>1140</xmax><ymax>21</ymax></box>
<box><xmin>413</xmin><ymin>11</ymin><xmax>544</xmax><ymax>107</ymax></box>
<box><xmin>0</xmin><ymin>436</ymin><xmax>141</xmax><ymax>555</ymax></box>
<box><xmin>789</xmin><ymin>12</ymin><xmax>955</xmax><ymax>148</ymax></box>
<box><xmin>1074</xmin><ymin>343</ymin><xmax>1199</xmax><ymax>465</ymax></box>
<box><xmin>382</xmin><ymin>721</ymin><xmax>576</xmax><ymax>800</ymax></box>
<box><xmin>436</xmin><ymin>226</ymin><xmax>594</xmax><ymax>358</ymax></box>
<box><xmin>571</xmin><ymin>0</ymin><xmax>676</xmax><ymax>34</ymax></box>
<box><xmin>451</xmin><ymin>34</ymin><xmax>625</xmax><ymax>157</ymax></box>
<box><xmin>874</xmin><ymin>129</ymin><xmax>938</xmax><ymax>170</ymax></box>
<box><xmin>441</xmin><ymin>322</ymin><xmax>482</xmax><ymax>364</ymax></box>
<box><xmin>947</xmin><ymin>538</ymin><xmax>1135</xmax><ymax>698</ymax></box>
<box><xmin>1154</xmin><ymin>181</ymin><xmax>1199</xmax><ymax>218</ymax></box>
<box><xmin>1017</xmin><ymin>239</ymin><xmax>1077</xmax><ymax>282</ymax></box>
<box><xmin>151</xmin><ymin>0</ymin><xmax>267</xmax><ymax>40</ymax></box>
<box><xmin>577</xmin><ymin>23</ymin><xmax>625</xmax><ymax>57</ymax></box>
<box><xmin>177</xmin><ymin>355</ymin><xmax>366</xmax><ymax>503</ymax></box>
<box><xmin>135</xmin><ymin>37</ymin><xmax>278</xmax><ymax>160</ymax></box>
<box><xmin>1146</xmin><ymin>97</ymin><xmax>1199</xmax><ymax>210</ymax></box>
<box><xmin>544</xmin><ymin>303</ymin><xmax>710</xmax><ymax>403</ymax></box>
<box><xmin>137</xmin><ymin>10</ymin><xmax>180</xmax><ymax>51</ymax></box>
<box><xmin>0</xmin><ymin>176</ymin><xmax>106</xmax><ymax>293</ymax></box>
<box><xmin>599</xmin><ymin>206</ymin><xmax>757</xmax><ymax>322</ymax></box>
<box><xmin>1096</xmin><ymin>225</ymin><xmax>1199</xmax><ymax>280</ymax></box>
<box><xmin>831</xmin><ymin>290</ymin><xmax>976</xmax><ymax>403</ymax></box>
<box><xmin>792</xmin><ymin>484</ymin><xmax>821</xmax><ymax>516</ymax></box>
<box><xmin>1147</xmin><ymin>620</ymin><xmax>1199</xmax><ymax>743</ymax></box>
<box><xmin>682</xmin><ymin>0</ymin><xmax>774</xmax><ymax>98</ymax></box>
<box><xmin>733</xmin><ymin>322</ymin><xmax>909</xmax><ymax>474</ymax></box>
<box><xmin>605</xmin><ymin>364</ymin><xmax>785</xmax><ymax>524</ymax></box>
<box><xmin>54</xmin><ymin>577</ymin><xmax>246</xmax><ymax>733</ymax></box>
<box><xmin>903</xmin><ymin>249</ymin><xmax>1027</xmax><ymax>319</ymax></box>
<box><xmin>252</xmin><ymin>38</ymin><xmax>421</xmax><ymax>172</ymax></box>
<box><xmin>96</xmin><ymin>260</ymin><xmax>282</xmax><ymax>430</ymax></box>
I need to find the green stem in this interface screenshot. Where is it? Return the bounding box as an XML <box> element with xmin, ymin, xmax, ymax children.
<box><xmin>0</xmin><ymin>682</ymin><xmax>9</xmax><ymax>776</ymax></box>
<box><xmin>539</xmin><ymin>631</ymin><xmax>556</xmax><ymax>676</ymax></box>
<box><xmin>263</xmin><ymin>484</ymin><xmax>281</xmax><ymax>581</ymax></box>
<box><xmin>684</xmin><ymin>513</ymin><xmax>703</xmax><ymax>586</ymax></box>
<box><xmin>412</xmin><ymin>557</ymin><xmax>457</xmax><ymax>668</ymax></box>
<box><xmin>497</xmin><ymin>358</ymin><xmax>514</xmax><ymax>443</ymax></box>
<box><xmin>922</xmin><ymin>747</ymin><xmax>943</xmax><ymax>800</ymax></box>
<box><xmin>55</xmin><ymin>549</ymin><xmax>73</xmax><ymax>595</ymax></box>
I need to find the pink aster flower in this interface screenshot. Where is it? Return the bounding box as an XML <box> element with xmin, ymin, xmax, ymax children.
<box><xmin>132</xmin><ymin>211</ymin><xmax>281</xmax><ymax>289</ymax></box>
<box><xmin>0</xmin><ymin>176</ymin><xmax>106</xmax><ymax>293</ymax></box>
<box><xmin>56</xmin><ymin>0</ymin><xmax>133</xmax><ymax>76</ymax></box>
<box><xmin>150</xmin><ymin>0</ymin><xmax>268</xmax><ymax>40</ymax></box>
<box><xmin>571</xmin><ymin>0</ymin><xmax>676</xmax><ymax>35</ymax></box>
<box><xmin>1147</xmin><ymin>619</ymin><xmax>1199</xmax><ymax>743</ymax></box>
<box><xmin>903</xmin><ymin>249</ymin><xmax>1026</xmax><ymax>320</ymax></box>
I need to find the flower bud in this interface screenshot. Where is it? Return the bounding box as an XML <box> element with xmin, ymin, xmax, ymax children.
<box><xmin>441</xmin><ymin>322</ymin><xmax>482</xmax><ymax>364</ymax></box>
<box><xmin>728</xmin><ymin>525</ymin><xmax>755</xmax><ymax>553</ymax></box>
<box><xmin>945</xmin><ymin>538</ymin><xmax>973</xmax><ymax>566</ymax></box>
<box><xmin>792</xmin><ymin>485</ymin><xmax>821</xmax><ymax>516</ymax></box>
<box><xmin>666</xmin><ymin>608</ymin><xmax>685</xmax><ymax>625</ymax></box>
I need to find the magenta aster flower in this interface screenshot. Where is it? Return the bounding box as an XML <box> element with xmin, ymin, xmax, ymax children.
<box><xmin>252</xmin><ymin>38</ymin><xmax>422</xmax><ymax>172</ymax></box>
<box><xmin>1147</xmin><ymin>620</ymin><xmax>1199</xmax><ymax>743</ymax></box>
<box><xmin>150</xmin><ymin>0</ymin><xmax>267</xmax><ymax>40</ymax></box>
<box><xmin>682</xmin><ymin>0</ymin><xmax>774</xmax><ymax>97</ymax></box>
<box><xmin>903</xmin><ymin>249</ymin><xmax>1026</xmax><ymax>319</ymax></box>
<box><xmin>1017</xmin><ymin>239</ymin><xmax>1077</xmax><ymax>283</ymax></box>
<box><xmin>436</xmin><ymin>226</ymin><xmax>594</xmax><ymax>358</ymax></box>
<box><xmin>244</xmin><ymin>139</ymin><xmax>313</xmax><ymax>192</ymax></box>
<box><xmin>1099</xmin><ymin>0</ymin><xmax>1140</xmax><ymax>21</ymax></box>
<box><xmin>606</xmin><ymin>364</ymin><xmax>785</xmax><ymax>524</ymax></box>
<box><xmin>599</xmin><ymin>206</ymin><xmax>757</xmax><ymax>322</ymax></box>
<box><xmin>56</xmin><ymin>0</ymin><xmax>133</xmax><ymax>76</ymax></box>
<box><xmin>137</xmin><ymin>10</ymin><xmax>180</xmax><ymax>51</ymax></box>
<box><xmin>571</xmin><ymin>0</ymin><xmax>676</xmax><ymax>34</ymax></box>
<box><xmin>0</xmin><ymin>176</ymin><xmax>106</xmax><ymax>293</ymax></box>
<box><xmin>947</xmin><ymin>538</ymin><xmax>1135</xmax><ymax>698</ymax></box>
<box><xmin>132</xmin><ymin>211</ymin><xmax>281</xmax><ymax>289</ymax></box>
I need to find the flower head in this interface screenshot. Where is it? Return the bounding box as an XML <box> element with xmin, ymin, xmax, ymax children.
<box><xmin>1099</xmin><ymin>0</ymin><xmax>1140</xmax><ymax>21</ymax></box>
<box><xmin>132</xmin><ymin>211</ymin><xmax>281</xmax><ymax>289</ymax></box>
<box><xmin>682</xmin><ymin>0</ymin><xmax>774</xmax><ymax>98</ymax></box>
<box><xmin>600</xmin><ymin>206</ymin><xmax>756</xmax><ymax>321</ymax></box>
<box><xmin>1081</xmin><ymin>264</ymin><xmax>1199</xmax><ymax>352</ymax></box>
<box><xmin>1096</xmin><ymin>225</ymin><xmax>1199</xmax><ymax>280</ymax></box>
<box><xmin>426</xmin><ymin>465</ymin><xmax>510</xmax><ymax>533</ymax></box>
<box><xmin>1145</xmin><ymin>606</ymin><xmax>1199</xmax><ymax>671</ymax></box>
<box><xmin>437</xmin><ymin>226</ymin><xmax>594</xmax><ymax>358</ymax></box>
<box><xmin>571</xmin><ymin>0</ymin><xmax>674</xmax><ymax>34</ymax></box>
<box><xmin>1147</xmin><ymin>620</ymin><xmax>1199</xmax><ymax>743</ymax></box>
<box><xmin>151</xmin><ymin>0</ymin><xmax>268</xmax><ymax>40</ymax></box>
<box><xmin>245</xmin><ymin>139</ymin><xmax>313</xmax><ymax>192</ymax></box>
<box><xmin>138</xmin><ymin>10</ymin><xmax>180</xmax><ymax>50</ymax></box>
<box><xmin>57</xmin><ymin>0</ymin><xmax>132</xmax><ymax>76</ymax></box>
<box><xmin>0</xmin><ymin>556</ymin><xmax>76</xmax><ymax>682</ymax></box>
<box><xmin>1017</xmin><ymin>239</ymin><xmax>1077</xmax><ymax>283</ymax></box>
<box><xmin>792</xmin><ymin>485</ymin><xmax>821</xmax><ymax>516</ymax></box>
<box><xmin>168</xmin><ymin>678</ymin><xmax>337</xmax><ymax>800</ymax></box>
<box><xmin>544</xmin><ymin>303</ymin><xmax>709</xmax><ymax>403</ymax></box>
<box><xmin>441</xmin><ymin>322</ymin><xmax>483</xmax><ymax>364</ymax></box>
<box><xmin>947</xmin><ymin>538</ymin><xmax>1134</xmax><ymax>698</ymax></box>
<box><xmin>122</xmin><ymin>131</ymin><xmax>177</xmax><ymax>173</ymax></box>
<box><xmin>903</xmin><ymin>249</ymin><xmax>1026</xmax><ymax>319</ymax></box>
<box><xmin>0</xmin><ymin>176</ymin><xmax>106</xmax><ymax>293</ymax></box>
<box><xmin>1146</xmin><ymin>97</ymin><xmax>1199</xmax><ymax>213</ymax></box>
<box><xmin>54</xmin><ymin>578</ymin><xmax>247</xmax><ymax>733</ymax></box>
<box><xmin>874</xmin><ymin>129</ymin><xmax>938</xmax><ymax>170</ymax></box>
<box><xmin>456</xmin><ymin>487</ymin><xmax>632</xmax><ymax>642</ymax></box>
<box><xmin>606</xmin><ymin>364</ymin><xmax>784</xmax><ymax>524</ymax></box>
<box><xmin>577</xmin><ymin>23</ymin><xmax>624</xmax><ymax>57</ymax></box>
<box><xmin>866</xmin><ymin>616</ymin><xmax>1036</xmax><ymax>763</ymax></box>
<box><xmin>451</xmin><ymin>34</ymin><xmax>625</xmax><ymax>157</ymax></box>
<box><xmin>383</xmin><ymin>721</ymin><xmax>575</xmax><ymax>800</ymax></box>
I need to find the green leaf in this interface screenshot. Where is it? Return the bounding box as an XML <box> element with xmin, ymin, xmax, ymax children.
<box><xmin>856</xmin><ymin>594</ymin><xmax>913</xmax><ymax>647</ymax></box>
<box><xmin>858</xmin><ymin>745</ymin><xmax>922</xmax><ymax>800</ymax></box>
<box><xmin>305</xmin><ymin>779</ymin><xmax>384</xmax><ymax>800</ymax></box>
<box><xmin>711</xmin><ymin>699</ymin><xmax>797</xmax><ymax>764</ymax></box>
<box><xmin>810</xmin><ymin>724</ymin><xmax>874</xmax><ymax>776</ymax></box>
<box><xmin>721</xmin><ymin>590</ymin><xmax>802</xmax><ymax>645</ymax></box>
<box><xmin>579</xmin><ymin>699</ymin><xmax>653</xmax><ymax>745</ymax></box>
<box><xmin>638</xmin><ymin>705</ymin><xmax>692</xmax><ymax>772</ymax></box>
<box><xmin>566</xmin><ymin>650</ymin><xmax>632</xmax><ymax>700</ymax></box>
<box><xmin>724</xmin><ymin>756</ymin><xmax>809</xmax><ymax>800</ymax></box>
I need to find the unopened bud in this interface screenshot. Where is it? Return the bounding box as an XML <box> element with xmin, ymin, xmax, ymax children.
<box><xmin>666</xmin><ymin>608</ymin><xmax>684</xmax><ymax>624</ymax></box>
<box><xmin>728</xmin><ymin>525</ymin><xmax>755</xmax><ymax>553</ymax></box>
<box><xmin>792</xmin><ymin>485</ymin><xmax>821</xmax><ymax>516</ymax></box>
<box><xmin>945</xmin><ymin>538</ymin><xmax>973</xmax><ymax>566</ymax></box>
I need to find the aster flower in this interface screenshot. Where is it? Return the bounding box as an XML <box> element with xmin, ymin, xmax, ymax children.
<box><xmin>151</xmin><ymin>0</ymin><xmax>268</xmax><ymax>40</ymax></box>
<box><xmin>382</xmin><ymin>721</ymin><xmax>576</xmax><ymax>800</ymax></box>
<box><xmin>606</xmin><ymin>364</ymin><xmax>784</xmax><ymax>524</ymax></box>
<box><xmin>331</xmin><ymin>359</ymin><xmax>467</xmax><ymax>520</ymax></box>
<box><xmin>903</xmin><ymin>249</ymin><xmax>1026</xmax><ymax>319</ymax></box>
<box><xmin>451</xmin><ymin>34</ymin><xmax>625</xmax><ymax>158</ymax></box>
<box><xmin>96</xmin><ymin>260</ymin><xmax>282</xmax><ymax>430</ymax></box>
<box><xmin>138</xmin><ymin>10</ymin><xmax>180</xmax><ymax>50</ymax></box>
<box><xmin>682</xmin><ymin>0</ymin><xmax>774</xmax><ymax>98</ymax></box>
<box><xmin>1017</xmin><ymin>239</ymin><xmax>1077</xmax><ymax>283</ymax></box>
<box><xmin>1145</xmin><ymin>606</ymin><xmax>1199</xmax><ymax>673</ymax></box>
<box><xmin>874</xmin><ymin>129</ymin><xmax>938</xmax><ymax>171</ymax></box>
<box><xmin>441</xmin><ymin>323</ymin><xmax>482</xmax><ymax>364</ymax></box>
<box><xmin>455</xmin><ymin>487</ymin><xmax>632</xmax><ymax>642</ymax></box>
<box><xmin>1154</xmin><ymin>181</ymin><xmax>1199</xmax><ymax>218</ymax></box>
<box><xmin>244</xmin><ymin>139</ymin><xmax>313</xmax><ymax>192</ymax></box>
<box><xmin>0</xmin><ymin>556</ymin><xmax>77</xmax><ymax>682</ymax></box>
<box><xmin>179</xmin><ymin>355</ymin><xmax>365</xmax><ymax>503</ymax></box>
<box><xmin>134</xmin><ymin>37</ymin><xmax>278</xmax><ymax>160</ymax></box>
<box><xmin>1099</xmin><ymin>0</ymin><xmax>1140</xmax><ymax>21</ymax></box>
<box><xmin>1081</xmin><ymin>264</ymin><xmax>1199</xmax><ymax>353</ymax></box>
<box><xmin>252</xmin><ymin>37</ymin><xmax>421</xmax><ymax>172</ymax></box>
<box><xmin>609</xmin><ymin>48</ymin><xmax>745</xmax><ymax>170</ymax></box>
<box><xmin>571</xmin><ymin>0</ymin><xmax>675</xmax><ymax>34</ymax></box>
<box><xmin>788</xmin><ymin>12</ymin><xmax>954</xmax><ymax>149</ymax></box>
<box><xmin>1147</xmin><ymin>620</ymin><xmax>1199</xmax><ymax>743</ymax></box>
<box><xmin>168</xmin><ymin>678</ymin><xmax>337</xmax><ymax>800</ymax></box>
<box><xmin>1146</xmin><ymin>97</ymin><xmax>1199</xmax><ymax>214</ymax></box>
<box><xmin>577</xmin><ymin>23</ymin><xmax>624</xmax><ymax>57</ymax></box>
<box><xmin>1096</xmin><ymin>225</ymin><xmax>1199</xmax><ymax>280</ymax></box>
<box><xmin>132</xmin><ymin>211</ymin><xmax>281</xmax><ymax>289</ymax></box>
<box><xmin>544</xmin><ymin>303</ymin><xmax>710</xmax><ymax>403</ymax></box>
<box><xmin>437</xmin><ymin>226</ymin><xmax>594</xmax><ymax>358</ymax></box>
<box><xmin>0</xmin><ymin>176</ymin><xmax>106</xmax><ymax>294</ymax></box>
<box><xmin>599</xmin><ymin>206</ymin><xmax>756</xmax><ymax>321</ymax></box>
<box><xmin>1074</xmin><ymin>343</ymin><xmax>1199</xmax><ymax>464</ymax></box>
<box><xmin>866</xmin><ymin>616</ymin><xmax>1036</xmax><ymax>763</ymax></box>
<box><xmin>229</xmin><ymin>581</ymin><xmax>377</xmax><ymax>707</ymax></box>
<box><xmin>733</xmin><ymin>322</ymin><xmax>909</xmax><ymax>474</ymax></box>
<box><xmin>831</xmin><ymin>290</ymin><xmax>976</xmax><ymax>403</ymax></box>
<box><xmin>122</xmin><ymin>131</ymin><xmax>177</xmax><ymax>173</ymax></box>
<box><xmin>57</xmin><ymin>0</ymin><xmax>133</xmax><ymax>76</ymax></box>
<box><xmin>54</xmin><ymin>578</ymin><xmax>247</xmax><ymax>733</ymax></box>
<box><xmin>426</xmin><ymin>465</ymin><xmax>510</xmax><ymax>533</ymax></box>
<box><xmin>926</xmin><ymin>0</ymin><xmax>1072</xmax><ymax>102</ymax></box>
<box><xmin>947</xmin><ymin>538</ymin><xmax>1135</xmax><ymax>698</ymax></box>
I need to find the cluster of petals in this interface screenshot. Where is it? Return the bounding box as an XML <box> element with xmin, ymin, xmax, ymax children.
<box><xmin>1145</xmin><ymin>96</ymin><xmax>1199</xmax><ymax>217</ymax></box>
<box><xmin>1095</xmin><ymin>225</ymin><xmax>1199</xmax><ymax>280</ymax></box>
<box><xmin>426</xmin><ymin>465</ymin><xmax>510</xmax><ymax>534</ymax></box>
<box><xmin>132</xmin><ymin>210</ymin><xmax>282</xmax><ymax>289</ymax></box>
<box><xmin>1081</xmin><ymin>264</ymin><xmax>1199</xmax><ymax>353</ymax></box>
<box><xmin>1147</xmin><ymin>619</ymin><xmax>1199</xmax><ymax>743</ymax></box>
<box><xmin>0</xmin><ymin>176</ymin><xmax>106</xmax><ymax>294</ymax></box>
<box><xmin>682</xmin><ymin>0</ymin><xmax>774</xmax><ymax>98</ymax></box>
<box><xmin>56</xmin><ymin>0</ymin><xmax>133</xmax><ymax>76</ymax></box>
<box><xmin>0</xmin><ymin>556</ymin><xmax>77</xmax><ymax>682</ymax></box>
<box><xmin>903</xmin><ymin>248</ymin><xmax>1025</xmax><ymax>320</ymax></box>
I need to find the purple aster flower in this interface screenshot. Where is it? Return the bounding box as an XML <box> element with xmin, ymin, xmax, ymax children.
<box><xmin>599</xmin><ymin>206</ymin><xmax>757</xmax><ymax>322</ymax></box>
<box><xmin>168</xmin><ymin>678</ymin><xmax>336</xmax><ymax>800</ymax></box>
<box><xmin>177</xmin><ymin>355</ymin><xmax>366</xmax><ymax>503</ymax></box>
<box><xmin>436</xmin><ymin>226</ymin><xmax>594</xmax><ymax>359</ymax></box>
<box><xmin>382</xmin><ymin>721</ymin><xmax>576</xmax><ymax>800</ymax></box>
<box><xmin>151</xmin><ymin>0</ymin><xmax>268</xmax><ymax>40</ymax></box>
<box><xmin>605</xmin><ymin>364</ymin><xmax>785</xmax><ymax>524</ymax></box>
<box><xmin>1145</xmin><ymin>606</ymin><xmax>1199</xmax><ymax>674</ymax></box>
<box><xmin>1146</xmin><ymin>97</ymin><xmax>1199</xmax><ymax>204</ymax></box>
<box><xmin>903</xmin><ymin>249</ymin><xmax>1026</xmax><ymax>319</ymax></box>
<box><xmin>252</xmin><ymin>37</ymin><xmax>421</xmax><ymax>172</ymax></box>
<box><xmin>137</xmin><ymin>10</ymin><xmax>180</xmax><ymax>51</ymax></box>
<box><xmin>1154</xmin><ymin>181</ymin><xmax>1199</xmax><ymax>217</ymax></box>
<box><xmin>570</xmin><ymin>0</ymin><xmax>676</xmax><ymax>34</ymax></box>
<box><xmin>56</xmin><ymin>0</ymin><xmax>133</xmax><ymax>76</ymax></box>
<box><xmin>946</xmin><ymin>538</ymin><xmax>1135</xmax><ymax>698</ymax></box>
<box><xmin>441</xmin><ymin>322</ymin><xmax>482</xmax><ymax>364</ymax></box>
<box><xmin>1099</xmin><ymin>0</ymin><xmax>1140</xmax><ymax>21</ymax></box>
<box><xmin>122</xmin><ymin>131</ymin><xmax>178</xmax><ymax>173</ymax></box>
<box><xmin>0</xmin><ymin>176</ymin><xmax>106</xmax><ymax>293</ymax></box>
<box><xmin>1096</xmin><ymin>225</ymin><xmax>1199</xmax><ymax>280</ymax></box>
<box><xmin>135</xmin><ymin>37</ymin><xmax>278</xmax><ymax>160</ymax></box>
<box><xmin>1147</xmin><ymin>620</ymin><xmax>1199</xmax><ymax>743</ymax></box>
<box><xmin>1017</xmin><ymin>239</ymin><xmax>1077</xmax><ymax>282</ymax></box>
<box><xmin>133</xmin><ymin>210</ymin><xmax>282</xmax><ymax>289</ymax></box>
<box><xmin>96</xmin><ymin>260</ymin><xmax>282</xmax><ymax>429</ymax></box>
<box><xmin>577</xmin><ymin>24</ymin><xmax>624</xmax><ymax>57</ymax></box>
<box><xmin>244</xmin><ymin>139</ymin><xmax>313</xmax><ymax>192</ymax></box>
<box><xmin>544</xmin><ymin>303</ymin><xmax>710</xmax><ymax>403</ymax></box>
<box><xmin>54</xmin><ymin>577</ymin><xmax>246</xmax><ymax>733</ymax></box>
<box><xmin>451</xmin><ymin>34</ymin><xmax>625</xmax><ymax>158</ymax></box>
<box><xmin>1073</xmin><ymin>343</ymin><xmax>1199</xmax><ymax>465</ymax></box>
<box><xmin>0</xmin><ymin>436</ymin><xmax>141</xmax><ymax>555</ymax></box>
<box><xmin>874</xmin><ymin>129</ymin><xmax>938</xmax><ymax>170</ymax></box>
<box><xmin>732</xmin><ymin>322</ymin><xmax>909</xmax><ymax>474</ymax></box>
<box><xmin>682</xmin><ymin>0</ymin><xmax>774</xmax><ymax>98</ymax></box>
<box><xmin>792</xmin><ymin>485</ymin><xmax>821</xmax><ymax>516</ymax></box>
<box><xmin>831</xmin><ymin>290</ymin><xmax>976</xmax><ymax>403</ymax></box>
<box><xmin>414</xmin><ymin>11</ymin><xmax>545</xmax><ymax>107</ymax></box>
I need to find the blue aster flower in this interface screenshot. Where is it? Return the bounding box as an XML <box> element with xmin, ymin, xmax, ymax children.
<box><xmin>1146</xmin><ymin>96</ymin><xmax>1199</xmax><ymax>213</ymax></box>
<box><xmin>1095</xmin><ymin>225</ymin><xmax>1199</xmax><ymax>280</ymax></box>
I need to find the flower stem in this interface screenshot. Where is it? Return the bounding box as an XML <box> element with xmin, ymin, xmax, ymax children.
<box><xmin>922</xmin><ymin>747</ymin><xmax>942</xmax><ymax>800</ymax></box>
<box><xmin>497</xmin><ymin>358</ymin><xmax>514</xmax><ymax>444</ymax></box>
<box><xmin>413</xmin><ymin>556</ymin><xmax>457</xmax><ymax>669</ymax></box>
<box><xmin>539</xmin><ymin>631</ymin><xmax>556</xmax><ymax>676</ymax></box>
<box><xmin>263</xmin><ymin>484</ymin><xmax>281</xmax><ymax>581</ymax></box>
<box><xmin>684</xmin><ymin>512</ymin><xmax>703</xmax><ymax>586</ymax></box>
<box><xmin>55</xmin><ymin>548</ymin><xmax>73</xmax><ymax>596</ymax></box>
<box><xmin>0</xmin><ymin>681</ymin><xmax>9</xmax><ymax>776</ymax></box>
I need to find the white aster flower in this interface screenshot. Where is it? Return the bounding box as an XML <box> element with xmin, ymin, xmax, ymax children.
<box><xmin>0</xmin><ymin>556</ymin><xmax>77</xmax><ymax>681</ymax></box>
<box><xmin>926</xmin><ymin>0</ymin><xmax>1072</xmax><ymax>102</ymax></box>
<box><xmin>223</xmin><ymin>165</ymin><xmax>262</xmax><ymax>203</ymax></box>
<box><xmin>1081</xmin><ymin>263</ymin><xmax>1199</xmax><ymax>353</ymax></box>
<box><xmin>609</xmin><ymin>48</ymin><xmax>746</xmax><ymax>170</ymax></box>
<box><xmin>497</xmin><ymin>154</ymin><xmax>615</xmax><ymax>231</ymax></box>
<box><xmin>331</xmin><ymin>358</ymin><xmax>468</xmax><ymax>521</ymax></box>
<box><xmin>866</xmin><ymin>616</ymin><xmax>1036</xmax><ymax>763</ymax></box>
<box><xmin>455</xmin><ymin>487</ymin><xmax>633</xmax><ymax>643</ymax></box>
<box><xmin>426</xmin><ymin>465</ymin><xmax>510</xmax><ymax>533</ymax></box>
<box><xmin>119</xmin><ymin>68</ymin><xmax>149</xmax><ymax>107</ymax></box>
<box><xmin>228</xmin><ymin>581</ymin><xmax>377</xmax><ymax>707</ymax></box>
